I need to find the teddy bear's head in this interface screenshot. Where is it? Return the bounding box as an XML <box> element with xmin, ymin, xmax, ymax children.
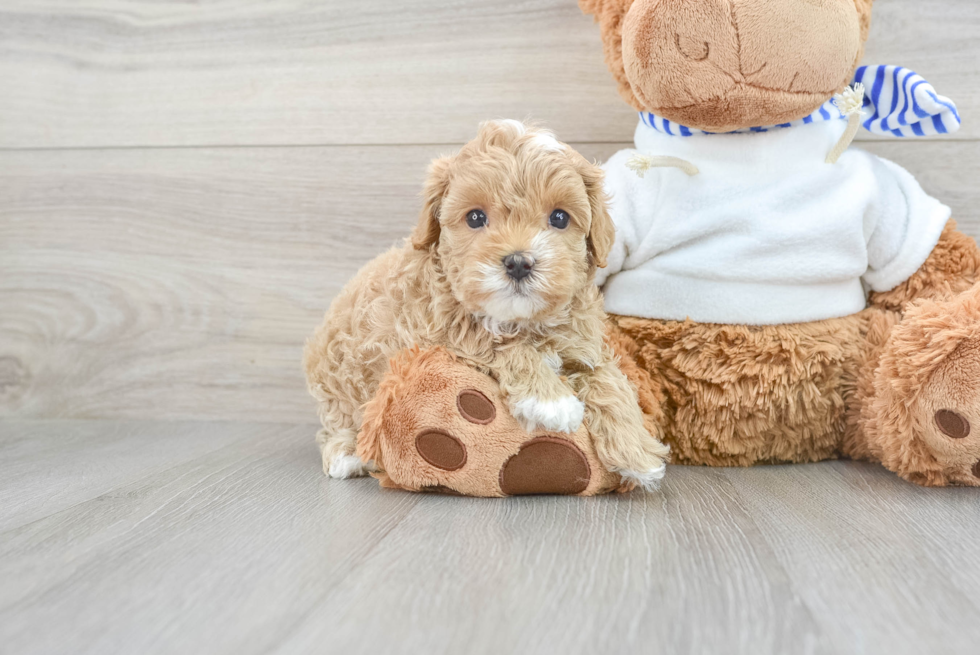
<box><xmin>581</xmin><ymin>0</ymin><xmax>874</xmax><ymax>133</ymax></box>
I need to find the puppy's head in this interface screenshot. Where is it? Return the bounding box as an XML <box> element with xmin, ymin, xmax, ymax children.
<box><xmin>412</xmin><ymin>120</ymin><xmax>613</xmax><ymax>326</ymax></box>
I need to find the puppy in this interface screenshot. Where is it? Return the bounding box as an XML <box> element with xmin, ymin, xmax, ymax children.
<box><xmin>303</xmin><ymin>120</ymin><xmax>669</xmax><ymax>489</ymax></box>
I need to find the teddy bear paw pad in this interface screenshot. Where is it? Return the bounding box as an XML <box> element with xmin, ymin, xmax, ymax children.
<box><xmin>415</xmin><ymin>429</ymin><xmax>467</xmax><ymax>471</ymax></box>
<box><xmin>935</xmin><ymin>409</ymin><xmax>970</xmax><ymax>439</ymax></box>
<box><xmin>456</xmin><ymin>389</ymin><xmax>496</xmax><ymax>424</ymax></box>
<box><xmin>499</xmin><ymin>436</ymin><xmax>591</xmax><ymax>495</ymax></box>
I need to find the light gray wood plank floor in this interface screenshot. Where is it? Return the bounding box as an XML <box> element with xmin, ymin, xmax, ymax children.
<box><xmin>2</xmin><ymin>420</ymin><xmax>979</xmax><ymax>655</ymax></box>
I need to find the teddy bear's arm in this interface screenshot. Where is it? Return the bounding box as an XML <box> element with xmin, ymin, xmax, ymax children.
<box><xmin>868</xmin><ymin>220</ymin><xmax>980</xmax><ymax>312</ymax></box>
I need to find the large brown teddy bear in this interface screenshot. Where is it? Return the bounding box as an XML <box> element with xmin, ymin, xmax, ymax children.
<box><xmin>581</xmin><ymin>0</ymin><xmax>980</xmax><ymax>486</ymax></box>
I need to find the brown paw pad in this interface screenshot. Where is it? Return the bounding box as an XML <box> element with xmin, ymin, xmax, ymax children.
<box><xmin>499</xmin><ymin>436</ymin><xmax>591</xmax><ymax>496</ymax></box>
<box><xmin>935</xmin><ymin>409</ymin><xmax>971</xmax><ymax>439</ymax></box>
<box><xmin>973</xmin><ymin>461</ymin><xmax>980</xmax><ymax>480</ymax></box>
<box><xmin>457</xmin><ymin>388</ymin><xmax>495</xmax><ymax>424</ymax></box>
<box><xmin>415</xmin><ymin>430</ymin><xmax>467</xmax><ymax>471</ymax></box>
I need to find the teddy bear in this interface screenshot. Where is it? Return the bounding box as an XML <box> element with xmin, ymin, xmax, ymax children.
<box><xmin>580</xmin><ymin>0</ymin><xmax>980</xmax><ymax>487</ymax></box>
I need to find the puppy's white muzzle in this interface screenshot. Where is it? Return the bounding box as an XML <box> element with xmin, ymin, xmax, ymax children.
<box><xmin>478</xmin><ymin>233</ymin><xmax>559</xmax><ymax>323</ymax></box>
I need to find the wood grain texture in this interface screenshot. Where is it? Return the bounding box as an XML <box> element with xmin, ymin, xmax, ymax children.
<box><xmin>2</xmin><ymin>420</ymin><xmax>979</xmax><ymax>655</ymax></box>
<box><xmin>3</xmin><ymin>141</ymin><xmax>978</xmax><ymax>423</ymax></box>
<box><xmin>0</xmin><ymin>0</ymin><xmax>976</xmax><ymax>148</ymax></box>
<box><xmin>0</xmin><ymin>420</ymin><xmax>421</xmax><ymax>655</ymax></box>
<box><xmin>723</xmin><ymin>464</ymin><xmax>980</xmax><ymax>653</ymax></box>
<box><xmin>0</xmin><ymin>419</ymin><xmax>275</xmax><ymax>532</ymax></box>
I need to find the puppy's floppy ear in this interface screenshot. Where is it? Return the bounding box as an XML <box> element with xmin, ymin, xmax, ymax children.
<box><xmin>576</xmin><ymin>156</ymin><xmax>615</xmax><ymax>269</ymax></box>
<box><xmin>411</xmin><ymin>155</ymin><xmax>453</xmax><ymax>251</ymax></box>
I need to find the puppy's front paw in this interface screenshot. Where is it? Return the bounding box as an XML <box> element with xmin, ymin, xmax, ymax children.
<box><xmin>604</xmin><ymin>437</ymin><xmax>670</xmax><ymax>492</ymax></box>
<box><xmin>510</xmin><ymin>395</ymin><xmax>585</xmax><ymax>433</ymax></box>
<box><xmin>616</xmin><ymin>462</ymin><xmax>667</xmax><ymax>492</ymax></box>
<box><xmin>327</xmin><ymin>454</ymin><xmax>373</xmax><ymax>479</ymax></box>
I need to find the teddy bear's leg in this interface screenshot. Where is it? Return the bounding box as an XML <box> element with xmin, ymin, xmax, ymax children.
<box><xmin>603</xmin><ymin>317</ymin><xmax>674</xmax><ymax>446</ymax></box>
<box><xmin>854</xmin><ymin>285</ymin><xmax>980</xmax><ymax>486</ymax></box>
<box><xmin>850</xmin><ymin>221</ymin><xmax>980</xmax><ymax>486</ymax></box>
<box><xmin>607</xmin><ymin>313</ymin><xmax>860</xmax><ymax>466</ymax></box>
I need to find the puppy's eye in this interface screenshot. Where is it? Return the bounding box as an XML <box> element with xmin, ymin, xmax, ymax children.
<box><xmin>466</xmin><ymin>209</ymin><xmax>487</xmax><ymax>229</ymax></box>
<box><xmin>549</xmin><ymin>209</ymin><xmax>570</xmax><ymax>229</ymax></box>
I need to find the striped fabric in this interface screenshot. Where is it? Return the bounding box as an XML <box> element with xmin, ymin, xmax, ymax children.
<box><xmin>639</xmin><ymin>65</ymin><xmax>961</xmax><ymax>138</ymax></box>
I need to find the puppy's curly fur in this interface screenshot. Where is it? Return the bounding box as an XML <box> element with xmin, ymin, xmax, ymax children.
<box><xmin>304</xmin><ymin>120</ymin><xmax>669</xmax><ymax>489</ymax></box>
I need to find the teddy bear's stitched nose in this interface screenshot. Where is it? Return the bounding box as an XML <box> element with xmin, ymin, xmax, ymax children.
<box><xmin>503</xmin><ymin>253</ymin><xmax>533</xmax><ymax>281</ymax></box>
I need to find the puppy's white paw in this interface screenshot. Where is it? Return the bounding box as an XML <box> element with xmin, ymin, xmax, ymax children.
<box><xmin>617</xmin><ymin>462</ymin><xmax>667</xmax><ymax>492</ymax></box>
<box><xmin>328</xmin><ymin>454</ymin><xmax>372</xmax><ymax>479</ymax></box>
<box><xmin>511</xmin><ymin>395</ymin><xmax>585</xmax><ymax>433</ymax></box>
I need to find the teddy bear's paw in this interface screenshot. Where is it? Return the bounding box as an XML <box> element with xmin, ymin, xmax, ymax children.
<box><xmin>362</xmin><ymin>346</ymin><xmax>622</xmax><ymax>496</ymax></box>
<box><xmin>912</xmin><ymin>336</ymin><xmax>980</xmax><ymax>487</ymax></box>
<box><xmin>509</xmin><ymin>395</ymin><xmax>585</xmax><ymax>434</ymax></box>
<box><xmin>877</xmin><ymin>337</ymin><xmax>980</xmax><ymax>486</ymax></box>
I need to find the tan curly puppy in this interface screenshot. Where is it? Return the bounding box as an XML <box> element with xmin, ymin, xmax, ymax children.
<box><xmin>304</xmin><ymin>120</ymin><xmax>670</xmax><ymax>490</ymax></box>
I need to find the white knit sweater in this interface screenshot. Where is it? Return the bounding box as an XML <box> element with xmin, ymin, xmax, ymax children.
<box><xmin>596</xmin><ymin>119</ymin><xmax>951</xmax><ymax>325</ymax></box>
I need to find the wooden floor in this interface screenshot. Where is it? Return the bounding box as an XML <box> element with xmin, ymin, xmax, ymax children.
<box><xmin>2</xmin><ymin>420</ymin><xmax>979</xmax><ymax>655</ymax></box>
<box><xmin>4</xmin><ymin>1</ymin><xmax>980</xmax><ymax>652</ymax></box>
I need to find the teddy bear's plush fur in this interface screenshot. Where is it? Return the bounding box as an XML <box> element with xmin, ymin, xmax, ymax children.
<box><xmin>583</xmin><ymin>0</ymin><xmax>980</xmax><ymax>486</ymax></box>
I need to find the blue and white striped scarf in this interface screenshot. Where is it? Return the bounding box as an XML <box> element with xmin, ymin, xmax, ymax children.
<box><xmin>639</xmin><ymin>65</ymin><xmax>961</xmax><ymax>138</ymax></box>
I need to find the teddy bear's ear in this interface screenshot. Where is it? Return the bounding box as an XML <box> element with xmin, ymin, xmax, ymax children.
<box><xmin>855</xmin><ymin>0</ymin><xmax>874</xmax><ymax>42</ymax></box>
<box><xmin>578</xmin><ymin>0</ymin><xmax>643</xmax><ymax>111</ymax></box>
<box><xmin>411</xmin><ymin>155</ymin><xmax>453</xmax><ymax>251</ymax></box>
<box><xmin>578</xmin><ymin>0</ymin><xmax>633</xmax><ymax>18</ymax></box>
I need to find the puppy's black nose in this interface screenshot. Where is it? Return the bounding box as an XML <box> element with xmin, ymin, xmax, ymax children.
<box><xmin>503</xmin><ymin>253</ymin><xmax>533</xmax><ymax>281</ymax></box>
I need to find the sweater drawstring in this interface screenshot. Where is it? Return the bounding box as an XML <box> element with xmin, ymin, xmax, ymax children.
<box><xmin>826</xmin><ymin>83</ymin><xmax>866</xmax><ymax>164</ymax></box>
<box><xmin>626</xmin><ymin>154</ymin><xmax>699</xmax><ymax>177</ymax></box>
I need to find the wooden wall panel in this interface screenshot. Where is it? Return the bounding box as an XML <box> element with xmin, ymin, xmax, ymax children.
<box><xmin>2</xmin><ymin>141</ymin><xmax>976</xmax><ymax>422</ymax></box>
<box><xmin>0</xmin><ymin>0</ymin><xmax>976</xmax><ymax>148</ymax></box>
